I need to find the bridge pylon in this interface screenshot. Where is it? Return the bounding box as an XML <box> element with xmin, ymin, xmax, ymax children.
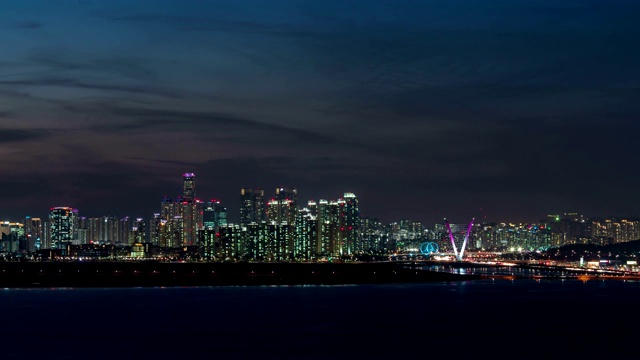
<box><xmin>444</xmin><ymin>218</ymin><xmax>475</xmax><ymax>261</ymax></box>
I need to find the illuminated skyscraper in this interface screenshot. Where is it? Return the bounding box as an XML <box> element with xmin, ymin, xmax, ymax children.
<box><xmin>203</xmin><ymin>202</ymin><xmax>216</xmax><ymax>230</ymax></box>
<box><xmin>177</xmin><ymin>174</ymin><xmax>201</xmax><ymax>246</ymax></box>
<box><xmin>267</xmin><ymin>198</ymin><xmax>295</xmax><ymax>225</ymax></box>
<box><xmin>183</xmin><ymin>172</ymin><xmax>196</xmax><ymax>201</ymax></box>
<box><xmin>86</xmin><ymin>216</ymin><xmax>121</xmax><ymax>244</ymax></box>
<box><xmin>119</xmin><ymin>216</ymin><xmax>132</xmax><ymax>245</ymax></box>
<box><xmin>0</xmin><ymin>221</ymin><xmax>24</xmax><ymax>253</ymax></box>
<box><xmin>327</xmin><ymin>199</ymin><xmax>343</xmax><ymax>256</ymax></box>
<box><xmin>150</xmin><ymin>213</ymin><xmax>162</xmax><ymax>246</ymax></box>
<box><xmin>218</xmin><ymin>224</ymin><xmax>243</xmax><ymax>260</ymax></box>
<box><xmin>294</xmin><ymin>208</ymin><xmax>316</xmax><ymax>260</ymax></box>
<box><xmin>131</xmin><ymin>218</ymin><xmax>146</xmax><ymax>244</ymax></box>
<box><xmin>178</xmin><ymin>198</ymin><xmax>199</xmax><ymax>246</ymax></box>
<box><xmin>275</xmin><ymin>187</ymin><xmax>297</xmax><ymax>208</ymax></box>
<box><xmin>309</xmin><ymin>199</ymin><xmax>331</xmax><ymax>257</ymax></box>
<box><xmin>240</xmin><ymin>188</ymin><xmax>265</xmax><ymax>226</ymax></box>
<box><xmin>360</xmin><ymin>217</ymin><xmax>385</xmax><ymax>254</ymax></box>
<box><xmin>49</xmin><ymin>207</ymin><xmax>78</xmax><ymax>250</ymax></box>
<box><xmin>342</xmin><ymin>193</ymin><xmax>360</xmax><ymax>254</ymax></box>
<box><xmin>203</xmin><ymin>200</ymin><xmax>227</xmax><ymax>230</ymax></box>
<box><xmin>160</xmin><ymin>196</ymin><xmax>175</xmax><ymax>220</ymax></box>
<box><xmin>158</xmin><ymin>173</ymin><xmax>203</xmax><ymax>247</ymax></box>
<box><xmin>214</xmin><ymin>201</ymin><xmax>228</xmax><ymax>227</ymax></box>
<box><xmin>24</xmin><ymin>216</ymin><xmax>42</xmax><ymax>252</ymax></box>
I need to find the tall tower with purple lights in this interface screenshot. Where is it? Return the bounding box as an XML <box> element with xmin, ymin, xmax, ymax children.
<box><xmin>183</xmin><ymin>172</ymin><xmax>196</xmax><ymax>201</ymax></box>
<box><xmin>180</xmin><ymin>172</ymin><xmax>199</xmax><ymax>246</ymax></box>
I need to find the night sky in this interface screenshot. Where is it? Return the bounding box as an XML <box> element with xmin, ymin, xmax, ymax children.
<box><xmin>1</xmin><ymin>0</ymin><xmax>639</xmax><ymax>225</ymax></box>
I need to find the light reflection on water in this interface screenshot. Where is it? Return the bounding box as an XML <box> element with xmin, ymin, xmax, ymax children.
<box><xmin>422</xmin><ymin>264</ymin><xmax>569</xmax><ymax>277</ymax></box>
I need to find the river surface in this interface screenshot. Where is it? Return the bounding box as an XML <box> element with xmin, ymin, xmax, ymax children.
<box><xmin>422</xmin><ymin>263</ymin><xmax>581</xmax><ymax>277</ymax></box>
<box><xmin>2</xmin><ymin>278</ymin><xmax>639</xmax><ymax>359</ymax></box>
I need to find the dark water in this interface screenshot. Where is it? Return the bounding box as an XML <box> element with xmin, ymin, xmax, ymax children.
<box><xmin>2</xmin><ymin>279</ymin><xmax>638</xmax><ymax>359</ymax></box>
<box><xmin>424</xmin><ymin>264</ymin><xmax>585</xmax><ymax>277</ymax></box>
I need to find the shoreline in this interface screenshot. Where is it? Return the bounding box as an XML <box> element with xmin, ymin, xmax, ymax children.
<box><xmin>0</xmin><ymin>261</ymin><xmax>482</xmax><ymax>288</ymax></box>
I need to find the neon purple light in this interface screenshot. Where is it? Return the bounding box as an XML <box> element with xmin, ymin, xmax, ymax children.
<box><xmin>458</xmin><ymin>218</ymin><xmax>475</xmax><ymax>260</ymax></box>
<box><xmin>444</xmin><ymin>220</ymin><xmax>459</xmax><ymax>257</ymax></box>
<box><xmin>445</xmin><ymin>218</ymin><xmax>475</xmax><ymax>261</ymax></box>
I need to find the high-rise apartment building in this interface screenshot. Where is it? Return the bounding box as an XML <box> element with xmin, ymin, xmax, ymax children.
<box><xmin>294</xmin><ymin>208</ymin><xmax>317</xmax><ymax>260</ymax></box>
<box><xmin>240</xmin><ymin>188</ymin><xmax>265</xmax><ymax>226</ymax></box>
<box><xmin>267</xmin><ymin>198</ymin><xmax>296</xmax><ymax>225</ymax></box>
<box><xmin>178</xmin><ymin>173</ymin><xmax>200</xmax><ymax>246</ymax></box>
<box><xmin>131</xmin><ymin>218</ymin><xmax>146</xmax><ymax>244</ymax></box>
<box><xmin>157</xmin><ymin>173</ymin><xmax>204</xmax><ymax>247</ymax></box>
<box><xmin>49</xmin><ymin>207</ymin><xmax>78</xmax><ymax>250</ymax></box>
<box><xmin>160</xmin><ymin>196</ymin><xmax>175</xmax><ymax>220</ymax></box>
<box><xmin>0</xmin><ymin>221</ymin><xmax>24</xmax><ymax>253</ymax></box>
<box><xmin>214</xmin><ymin>201</ymin><xmax>227</xmax><ymax>227</ymax></box>
<box><xmin>203</xmin><ymin>201</ymin><xmax>216</xmax><ymax>230</ymax></box>
<box><xmin>342</xmin><ymin>193</ymin><xmax>360</xmax><ymax>254</ymax></box>
<box><xmin>361</xmin><ymin>217</ymin><xmax>385</xmax><ymax>254</ymax></box>
<box><xmin>24</xmin><ymin>216</ymin><xmax>42</xmax><ymax>252</ymax></box>
<box><xmin>150</xmin><ymin>213</ymin><xmax>162</xmax><ymax>246</ymax></box>
<box><xmin>275</xmin><ymin>187</ymin><xmax>297</xmax><ymax>208</ymax></box>
<box><xmin>119</xmin><ymin>216</ymin><xmax>132</xmax><ymax>245</ymax></box>
<box><xmin>267</xmin><ymin>187</ymin><xmax>295</xmax><ymax>222</ymax></box>
<box><xmin>203</xmin><ymin>200</ymin><xmax>227</xmax><ymax>230</ymax></box>
<box><xmin>86</xmin><ymin>216</ymin><xmax>122</xmax><ymax>244</ymax></box>
<box><xmin>182</xmin><ymin>172</ymin><xmax>196</xmax><ymax>201</ymax></box>
<box><xmin>309</xmin><ymin>199</ymin><xmax>332</xmax><ymax>257</ymax></box>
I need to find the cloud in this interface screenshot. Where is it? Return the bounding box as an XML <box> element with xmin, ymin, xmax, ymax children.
<box><xmin>1</xmin><ymin>0</ymin><xmax>640</xmax><ymax>224</ymax></box>
<box><xmin>0</xmin><ymin>78</ymin><xmax>181</xmax><ymax>99</ymax></box>
<box><xmin>98</xmin><ymin>12</ymin><xmax>338</xmax><ymax>38</ymax></box>
<box><xmin>88</xmin><ymin>106</ymin><xmax>346</xmax><ymax>146</ymax></box>
<box><xmin>0</xmin><ymin>128</ymin><xmax>50</xmax><ymax>143</ymax></box>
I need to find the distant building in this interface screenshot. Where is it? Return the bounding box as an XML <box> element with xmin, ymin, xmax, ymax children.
<box><xmin>309</xmin><ymin>199</ymin><xmax>332</xmax><ymax>257</ymax></box>
<box><xmin>213</xmin><ymin>200</ymin><xmax>227</xmax><ymax>228</ymax></box>
<box><xmin>0</xmin><ymin>221</ymin><xmax>24</xmax><ymax>253</ymax></box>
<box><xmin>24</xmin><ymin>216</ymin><xmax>42</xmax><ymax>252</ymax></box>
<box><xmin>240</xmin><ymin>188</ymin><xmax>265</xmax><ymax>226</ymax></box>
<box><xmin>182</xmin><ymin>172</ymin><xmax>196</xmax><ymax>201</ymax></box>
<box><xmin>268</xmin><ymin>187</ymin><xmax>298</xmax><ymax>226</ymax></box>
<box><xmin>157</xmin><ymin>173</ymin><xmax>204</xmax><ymax>247</ymax></box>
<box><xmin>294</xmin><ymin>208</ymin><xmax>317</xmax><ymax>260</ymax></box>
<box><xmin>130</xmin><ymin>218</ymin><xmax>146</xmax><ymax>245</ymax></box>
<box><xmin>150</xmin><ymin>213</ymin><xmax>162</xmax><ymax>246</ymax></box>
<box><xmin>342</xmin><ymin>193</ymin><xmax>360</xmax><ymax>255</ymax></box>
<box><xmin>49</xmin><ymin>207</ymin><xmax>78</xmax><ymax>250</ymax></box>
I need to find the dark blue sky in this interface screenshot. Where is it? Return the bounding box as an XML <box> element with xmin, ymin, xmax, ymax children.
<box><xmin>1</xmin><ymin>0</ymin><xmax>639</xmax><ymax>225</ymax></box>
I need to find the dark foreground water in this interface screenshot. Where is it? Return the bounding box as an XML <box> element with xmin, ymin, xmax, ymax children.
<box><xmin>2</xmin><ymin>279</ymin><xmax>639</xmax><ymax>359</ymax></box>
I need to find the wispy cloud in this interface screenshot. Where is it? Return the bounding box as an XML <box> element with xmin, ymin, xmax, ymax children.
<box><xmin>0</xmin><ymin>128</ymin><xmax>50</xmax><ymax>143</ymax></box>
<box><xmin>0</xmin><ymin>77</ymin><xmax>182</xmax><ymax>98</ymax></box>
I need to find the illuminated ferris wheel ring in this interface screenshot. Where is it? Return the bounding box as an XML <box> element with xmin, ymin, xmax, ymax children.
<box><xmin>420</xmin><ymin>242</ymin><xmax>439</xmax><ymax>255</ymax></box>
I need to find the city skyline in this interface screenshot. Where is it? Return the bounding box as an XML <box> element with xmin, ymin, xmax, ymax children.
<box><xmin>2</xmin><ymin>170</ymin><xmax>638</xmax><ymax>227</ymax></box>
<box><xmin>2</xmin><ymin>1</ymin><xmax>640</xmax><ymax>225</ymax></box>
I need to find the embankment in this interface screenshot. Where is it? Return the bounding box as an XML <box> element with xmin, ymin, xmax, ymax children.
<box><xmin>0</xmin><ymin>261</ymin><xmax>481</xmax><ymax>288</ymax></box>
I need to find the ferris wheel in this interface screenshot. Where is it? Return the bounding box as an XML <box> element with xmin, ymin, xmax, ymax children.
<box><xmin>420</xmin><ymin>242</ymin><xmax>439</xmax><ymax>255</ymax></box>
